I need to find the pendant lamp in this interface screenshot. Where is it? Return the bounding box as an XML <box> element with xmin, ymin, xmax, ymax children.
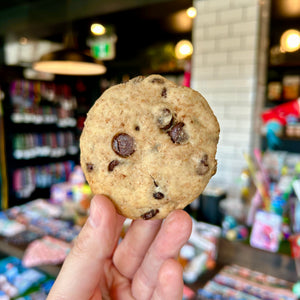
<box><xmin>33</xmin><ymin>31</ymin><xmax>106</xmax><ymax>76</ymax></box>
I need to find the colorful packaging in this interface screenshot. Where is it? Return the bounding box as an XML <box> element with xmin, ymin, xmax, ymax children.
<box><xmin>181</xmin><ymin>219</ymin><xmax>221</xmax><ymax>283</ymax></box>
<box><xmin>22</xmin><ymin>236</ymin><xmax>71</xmax><ymax>268</ymax></box>
<box><xmin>0</xmin><ymin>256</ymin><xmax>46</xmax><ymax>297</ymax></box>
<box><xmin>250</xmin><ymin>210</ymin><xmax>282</xmax><ymax>252</ymax></box>
<box><xmin>198</xmin><ymin>264</ymin><xmax>296</xmax><ymax>300</ymax></box>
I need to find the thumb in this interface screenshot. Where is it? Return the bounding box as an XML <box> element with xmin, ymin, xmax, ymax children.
<box><xmin>48</xmin><ymin>195</ymin><xmax>125</xmax><ymax>300</ymax></box>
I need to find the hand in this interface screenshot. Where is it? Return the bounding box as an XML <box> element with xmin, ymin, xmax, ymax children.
<box><xmin>47</xmin><ymin>195</ymin><xmax>192</xmax><ymax>300</ymax></box>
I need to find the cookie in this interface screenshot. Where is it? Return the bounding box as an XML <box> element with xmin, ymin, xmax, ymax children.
<box><xmin>80</xmin><ymin>74</ymin><xmax>220</xmax><ymax>220</ymax></box>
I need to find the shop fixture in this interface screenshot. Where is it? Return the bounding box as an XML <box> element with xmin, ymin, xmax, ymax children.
<box><xmin>90</xmin><ymin>23</ymin><xmax>106</xmax><ymax>36</ymax></box>
<box><xmin>175</xmin><ymin>40</ymin><xmax>193</xmax><ymax>59</ymax></box>
<box><xmin>186</xmin><ymin>6</ymin><xmax>197</xmax><ymax>18</ymax></box>
<box><xmin>33</xmin><ymin>30</ymin><xmax>106</xmax><ymax>76</ymax></box>
<box><xmin>280</xmin><ymin>29</ymin><xmax>300</xmax><ymax>52</ymax></box>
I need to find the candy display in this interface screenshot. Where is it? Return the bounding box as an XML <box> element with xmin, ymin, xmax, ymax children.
<box><xmin>250</xmin><ymin>210</ymin><xmax>282</xmax><ymax>252</ymax></box>
<box><xmin>221</xmin><ymin>215</ymin><xmax>249</xmax><ymax>241</ymax></box>
<box><xmin>22</xmin><ymin>236</ymin><xmax>70</xmax><ymax>268</ymax></box>
<box><xmin>12</xmin><ymin>132</ymin><xmax>78</xmax><ymax>160</ymax></box>
<box><xmin>0</xmin><ymin>160</ymin><xmax>299</xmax><ymax>299</ymax></box>
<box><xmin>2</xmin><ymin>198</ymin><xmax>81</xmax><ymax>243</ymax></box>
<box><xmin>5</xmin><ymin>231</ymin><xmax>43</xmax><ymax>247</ymax></box>
<box><xmin>10</xmin><ymin>80</ymin><xmax>77</xmax><ymax>128</ymax></box>
<box><xmin>198</xmin><ymin>264</ymin><xmax>296</xmax><ymax>300</ymax></box>
<box><xmin>0</xmin><ymin>256</ymin><xmax>54</xmax><ymax>299</ymax></box>
<box><xmin>50</xmin><ymin>166</ymin><xmax>92</xmax><ymax>225</ymax></box>
<box><xmin>3</xmin><ymin>78</ymin><xmax>80</xmax><ymax>208</ymax></box>
<box><xmin>243</xmin><ymin>150</ymin><xmax>300</xmax><ymax>254</ymax></box>
<box><xmin>13</xmin><ymin>161</ymin><xmax>75</xmax><ymax>199</ymax></box>
<box><xmin>180</xmin><ymin>219</ymin><xmax>221</xmax><ymax>284</ymax></box>
<box><xmin>0</xmin><ymin>213</ymin><xmax>26</xmax><ymax>238</ymax></box>
<box><xmin>261</xmin><ymin>99</ymin><xmax>300</xmax><ymax>149</ymax></box>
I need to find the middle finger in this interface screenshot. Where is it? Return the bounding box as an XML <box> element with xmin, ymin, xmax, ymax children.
<box><xmin>113</xmin><ymin>217</ymin><xmax>162</xmax><ymax>279</ymax></box>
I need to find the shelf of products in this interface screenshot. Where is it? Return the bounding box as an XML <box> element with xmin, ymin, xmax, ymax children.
<box><xmin>261</xmin><ymin>7</ymin><xmax>300</xmax><ymax>153</ymax></box>
<box><xmin>1</xmin><ymin>75</ymin><xmax>81</xmax><ymax>209</ymax></box>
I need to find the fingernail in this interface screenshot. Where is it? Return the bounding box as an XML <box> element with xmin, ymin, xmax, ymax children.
<box><xmin>89</xmin><ymin>199</ymin><xmax>101</xmax><ymax>228</ymax></box>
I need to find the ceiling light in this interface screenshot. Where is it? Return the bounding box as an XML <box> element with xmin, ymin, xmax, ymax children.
<box><xmin>280</xmin><ymin>29</ymin><xmax>300</xmax><ymax>52</ymax></box>
<box><xmin>186</xmin><ymin>7</ymin><xmax>197</xmax><ymax>18</ymax></box>
<box><xmin>33</xmin><ymin>49</ymin><xmax>106</xmax><ymax>75</ymax></box>
<box><xmin>175</xmin><ymin>40</ymin><xmax>193</xmax><ymax>59</ymax></box>
<box><xmin>33</xmin><ymin>32</ymin><xmax>106</xmax><ymax>76</ymax></box>
<box><xmin>91</xmin><ymin>23</ymin><xmax>106</xmax><ymax>36</ymax></box>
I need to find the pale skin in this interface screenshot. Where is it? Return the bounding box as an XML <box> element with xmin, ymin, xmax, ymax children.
<box><xmin>47</xmin><ymin>195</ymin><xmax>193</xmax><ymax>300</ymax></box>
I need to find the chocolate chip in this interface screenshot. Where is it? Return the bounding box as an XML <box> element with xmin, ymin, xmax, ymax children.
<box><xmin>153</xmin><ymin>192</ymin><xmax>164</xmax><ymax>199</ymax></box>
<box><xmin>157</xmin><ymin>108</ymin><xmax>173</xmax><ymax>130</ymax></box>
<box><xmin>108</xmin><ymin>160</ymin><xmax>120</xmax><ymax>172</ymax></box>
<box><xmin>161</xmin><ymin>87</ymin><xmax>167</xmax><ymax>98</ymax></box>
<box><xmin>168</xmin><ymin>122</ymin><xmax>188</xmax><ymax>144</ymax></box>
<box><xmin>112</xmin><ymin>133</ymin><xmax>135</xmax><ymax>158</ymax></box>
<box><xmin>135</xmin><ymin>126</ymin><xmax>140</xmax><ymax>131</ymax></box>
<box><xmin>141</xmin><ymin>209</ymin><xmax>159</xmax><ymax>220</ymax></box>
<box><xmin>86</xmin><ymin>163</ymin><xmax>94</xmax><ymax>172</ymax></box>
<box><xmin>151</xmin><ymin>77</ymin><xmax>164</xmax><ymax>84</ymax></box>
<box><xmin>196</xmin><ymin>154</ymin><xmax>209</xmax><ymax>175</ymax></box>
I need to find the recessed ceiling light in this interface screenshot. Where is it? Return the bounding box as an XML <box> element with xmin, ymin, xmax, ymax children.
<box><xmin>91</xmin><ymin>23</ymin><xmax>106</xmax><ymax>36</ymax></box>
<box><xmin>186</xmin><ymin>7</ymin><xmax>197</xmax><ymax>19</ymax></box>
<box><xmin>175</xmin><ymin>40</ymin><xmax>193</xmax><ymax>59</ymax></box>
<box><xmin>280</xmin><ymin>29</ymin><xmax>300</xmax><ymax>52</ymax></box>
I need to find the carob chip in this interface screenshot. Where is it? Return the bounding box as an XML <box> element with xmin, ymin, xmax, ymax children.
<box><xmin>151</xmin><ymin>77</ymin><xmax>165</xmax><ymax>84</ymax></box>
<box><xmin>141</xmin><ymin>209</ymin><xmax>159</xmax><ymax>220</ymax></box>
<box><xmin>108</xmin><ymin>160</ymin><xmax>120</xmax><ymax>172</ymax></box>
<box><xmin>153</xmin><ymin>192</ymin><xmax>164</xmax><ymax>199</ymax></box>
<box><xmin>168</xmin><ymin>122</ymin><xmax>188</xmax><ymax>144</ymax></box>
<box><xmin>157</xmin><ymin>108</ymin><xmax>173</xmax><ymax>130</ymax></box>
<box><xmin>86</xmin><ymin>163</ymin><xmax>94</xmax><ymax>172</ymax></box>
<box><xmin>112</xmin><ymin>133</ymin><xmax>135</xmax><ymax>158</ymax></box>
<box><xmin>161</xmin><ymin>87</ymin><xmax>167</xmax><ymax>98</ymax></box>
<box><xmin>197</xmin><ymin>154</ymin><xmax>209</xmax><ymax>175</ymax></box>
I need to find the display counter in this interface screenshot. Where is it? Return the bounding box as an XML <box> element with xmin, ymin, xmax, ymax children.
<box><xmin>0</xmin><ymin>197</ymin><xmax>297</xmax><ymax>299</ymax></box>
<box><xmin>0</xmin><ymin>234</ymin><xmax>296</xmax><ymax>297</ymax></box>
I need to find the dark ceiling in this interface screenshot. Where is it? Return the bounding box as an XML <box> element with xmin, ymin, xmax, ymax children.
<box><xmin>0</xmin><ymin>0</ymin><xmax>192</xmax><ymax>40</ymax></box>
<box><xmin>1</xmin><ymin>0</ymin><xmax>298</xmax><ymax>77</ymax></box>
<box><xmin>0</xmin><ymin>0</ymin><xmax>193</xmax><ymax>75</ymax></box>
<box><xmin>1</xmin><ymin>0</ymin><xmax>299</xmax><ymax>42</ymax></box>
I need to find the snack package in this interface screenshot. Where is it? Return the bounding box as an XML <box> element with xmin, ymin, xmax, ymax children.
<box><xmin>22</xmin><ymin>236</ymin><xmax>71</xmax><ymax>267</ymax></box>
<box><xmin>0</xmin><ymin>256</ymin><xmax>46</xmax><ymax>296</ymax></box>
<box><xmin>250</xmin><ymin>210</ymin><xmax>282</xmax><ymax>252</ymax></box>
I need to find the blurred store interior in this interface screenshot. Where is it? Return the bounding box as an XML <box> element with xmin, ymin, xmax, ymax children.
<box><xmin>0</xmin><ymin>0</ymin><xmax>300</xmax><ymax>299</ymax></box>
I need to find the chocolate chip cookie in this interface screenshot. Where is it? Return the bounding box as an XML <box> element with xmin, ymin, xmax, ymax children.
<box><xmin>80</xmin><ymin>74</ymin><xmax>220</xmax><ymax>219</ymax></box>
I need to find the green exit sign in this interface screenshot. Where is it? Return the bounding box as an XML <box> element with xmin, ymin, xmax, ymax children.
<box><xmin>90</xmin><ymin>39</ymin><xmax>116</xmax><ymax>60</ymax></box>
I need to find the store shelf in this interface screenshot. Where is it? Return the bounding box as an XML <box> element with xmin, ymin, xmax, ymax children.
<box><xmin>1</xmin><ymin>76</ymin><xmax>81</xmax><ymax>208</ymax></box>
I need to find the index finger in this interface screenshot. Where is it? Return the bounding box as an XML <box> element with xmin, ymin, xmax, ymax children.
<box><xmin>131</xmin><ymin>210</ymin><xmax>192</xmax><ymax>300</ymax></box>
<box><xmin>48</xmin><ymin>195</ymin><xmax>125</xmax><ymax>300</ymax></box>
